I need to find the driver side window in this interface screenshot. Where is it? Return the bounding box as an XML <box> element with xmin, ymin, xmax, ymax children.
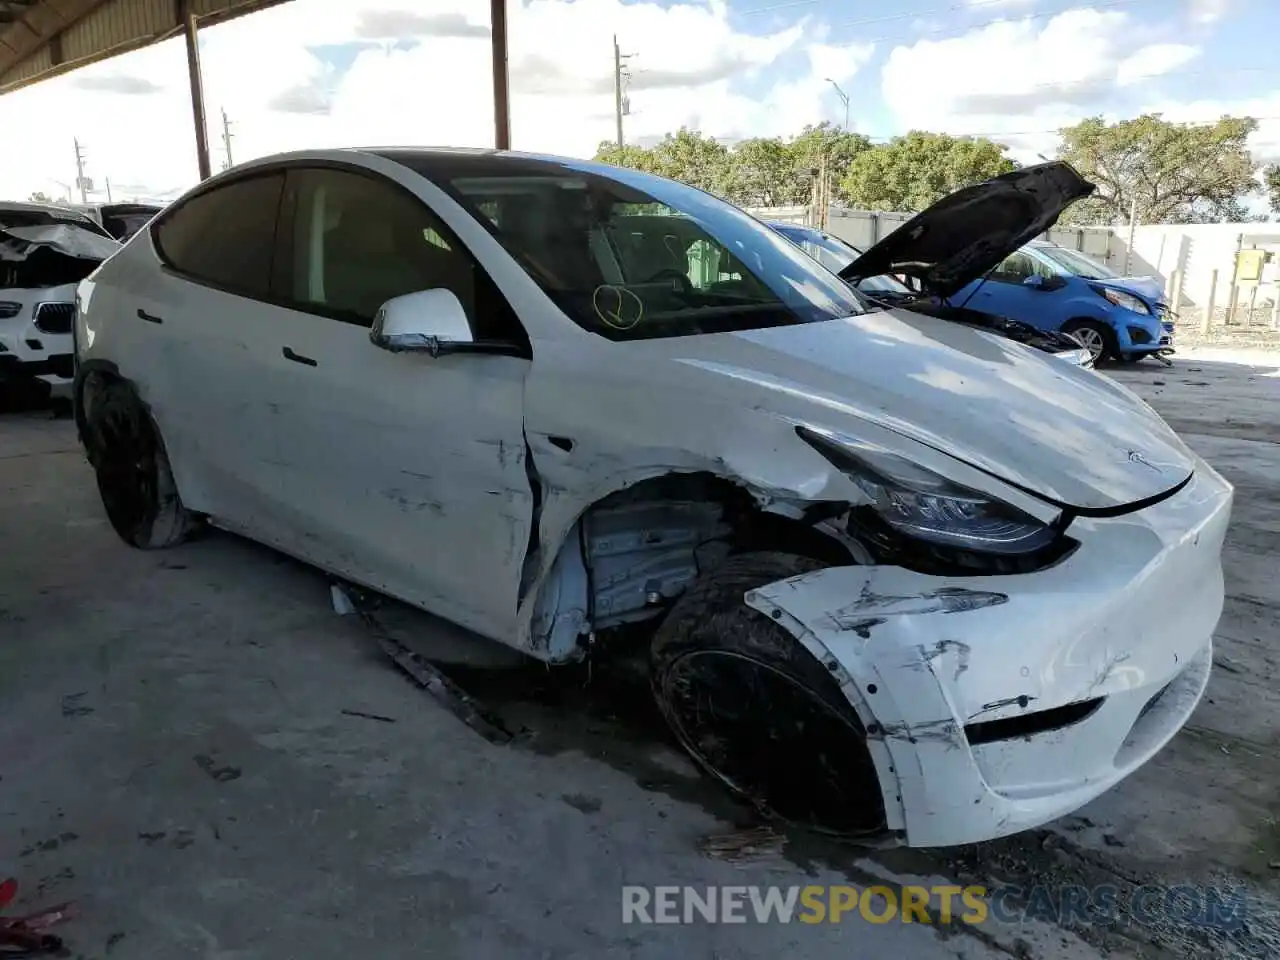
<box><xmin>990</xmin><ymin>251</ymin><xmax>1053</xmax><ymax>285</ymax></box>
<box><xmin>281</xmin><ymin>168</ymin><xmax>476</xmax><ymax>328</ymax></box>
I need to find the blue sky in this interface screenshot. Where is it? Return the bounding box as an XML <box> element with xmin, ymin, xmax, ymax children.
<box><xmin>0</xmin><ymin>0</ymin><xmax>1275</xmax><ymax>201</ymax></box>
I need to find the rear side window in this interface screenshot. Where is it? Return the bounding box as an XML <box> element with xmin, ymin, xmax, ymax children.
<box><xmin>152</xmin><ymin>174</ymin><xmax>284</xmax><ymax>298</ymax></box>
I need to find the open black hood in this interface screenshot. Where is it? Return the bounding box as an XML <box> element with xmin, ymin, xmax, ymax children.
<box><xmin>838</xmin><ymin>161</ymin><xmax>1095</xmax><ymax>299</ymax></box>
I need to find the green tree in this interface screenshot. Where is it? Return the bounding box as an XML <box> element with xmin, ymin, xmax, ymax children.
<box><xmin>1264</xmin><ymin>163</ymin><xmax>1280</xmax><ymax>216</ymax></box>
<box><xmin>1056</xmin><ymin>114</ymin><xmax>1260</xmax><ymax>224</ymax></box>
<box><xmin>723</xmin><ymin>137</ymin><xmax>803</xmax><ymax>207</ymax></box>
<box><xmin>647</xmin><ymin>128</ymin><xmax>731</xmax><ymax>195</ymax></box>
<box><xmin>839</xmin><ymin>131</ymin><xmax>1016</xmax><ymax>211</ymax></box>
<box><xmin>593</xmin><ymin>141</ymin><xmax>660</xmax><ymax>174</ymax></box>
<box><xmin>790</xmin><ymin>122</ymin><xmax>872</xmax><ymax>196</ymax></box>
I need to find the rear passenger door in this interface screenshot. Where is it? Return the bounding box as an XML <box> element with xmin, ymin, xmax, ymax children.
<box><xmin>140</xmin><ymin>172</ymin><xmax>290</xmax><ymax>529</ymax></box>
<box><xmin>254</xmin><ymin>165</ymin><xmax>536</xmax><ymax>642</ymax></box>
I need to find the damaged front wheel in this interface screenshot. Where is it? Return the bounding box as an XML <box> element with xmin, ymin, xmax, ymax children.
<box><xmin>650</xmin><ymin>552</ymin><xmax>886</xmax><ymax>839</ymax></box>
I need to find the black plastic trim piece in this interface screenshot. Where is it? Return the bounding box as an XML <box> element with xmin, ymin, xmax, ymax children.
<box><xmin>965</xmin><ymin>697</ymin><xmax>1103</xmax><ymax>746</ymax></box>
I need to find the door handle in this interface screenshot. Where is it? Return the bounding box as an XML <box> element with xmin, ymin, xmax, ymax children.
<box><xmin>136</xmin><ymin>308</ymin><xmax>164</xmax><ymax>324</ymax></box>
<box><xmin>282</xmin><ymin>346</ymin><xmax>317</xmax><ymax>367</ymax></box>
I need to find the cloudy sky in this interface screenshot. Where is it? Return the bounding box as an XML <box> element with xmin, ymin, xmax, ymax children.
<box><xmin>0</xmin><ymin>0</ymin><xmax>1275</xmax><ymax>203</ymax></box>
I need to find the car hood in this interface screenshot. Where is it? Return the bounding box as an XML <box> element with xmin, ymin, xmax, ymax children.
<box><xmin>663</xmin><ymin>309</ymin><xmax>1194</xmax><ymax>511</ymax></box>
<box><xmin>839</xmin><ymin>161</ymin><xmax>1095</xmax><ymax>299</ymax></box>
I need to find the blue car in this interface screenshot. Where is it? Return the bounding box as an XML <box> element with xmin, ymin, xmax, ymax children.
<box><xmin>949</xmin><ymin>240</ymin><xmax>1175</xmax><ymax>364</ymax></box>
<box><xmin>766</xmin><ymin>221</ymin><xmax>1095</xmax><ymax>367</ymax></box>
<box><xmin>770</xmin><ymin>164</ymin><xmax>1176</xmax><ymax>366</ymax></box>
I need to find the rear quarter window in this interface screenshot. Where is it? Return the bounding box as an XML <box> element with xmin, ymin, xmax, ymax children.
<box><xmin>152</xmin><ymin>174</ymin><xmax>284</xmax><ymax>298</ymax></box>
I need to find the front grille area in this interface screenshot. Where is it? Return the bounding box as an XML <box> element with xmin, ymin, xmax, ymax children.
<box><xmin>34</xmin><ymin>302</ymin><xmax>75</xmax><ymax>335</ymax></box>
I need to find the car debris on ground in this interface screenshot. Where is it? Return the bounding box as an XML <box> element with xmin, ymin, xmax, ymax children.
<box><xmin>0</xmin><ymin>877</ymin><xmax>75</xmax><ymax>956</ymax></box>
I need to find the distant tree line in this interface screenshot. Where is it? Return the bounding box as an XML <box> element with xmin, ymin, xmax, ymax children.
<box><xmin>595</xmin><ymin>114</ymin><xmax>1277</xmax><ymax>225</ymax></box>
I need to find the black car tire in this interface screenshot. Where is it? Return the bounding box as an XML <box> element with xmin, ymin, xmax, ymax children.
<box><xmin>650</xmin><ymin>551</ymin><xmax>887</xmax><ymax>838</ymax></box>
<box><xmin>83</xmin><ymin>379</ymin><xmax>196</xmax><ymax>549</ymax></box>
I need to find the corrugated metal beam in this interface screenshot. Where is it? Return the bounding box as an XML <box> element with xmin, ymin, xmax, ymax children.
<box><xmin>0</xmin><ymin>0</ymin><xmax>294</xmax><ymax>94</ymax></box>
<box><xmin>0</xmin><ymin>0</ymin><xmax>110</xmax><ymax>89</ymax></box>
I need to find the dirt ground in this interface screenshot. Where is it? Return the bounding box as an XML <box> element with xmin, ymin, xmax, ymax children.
<box><xmin>1</xmin><ymin>346</ymin><xmax>1277</xmax><ymax>959</ymax></box>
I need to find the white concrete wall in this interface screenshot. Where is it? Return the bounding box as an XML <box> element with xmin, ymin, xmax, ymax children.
<box><xmin>1115</xmin><ymin>223</ymin><xmax>1280</xmax><ymax>317</ymax></box>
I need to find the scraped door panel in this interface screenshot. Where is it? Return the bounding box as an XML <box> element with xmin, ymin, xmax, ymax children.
<box><xmin>251</xmin><ymin>309</ymin><xmax>535</xmax><ymax>642</ymax></box>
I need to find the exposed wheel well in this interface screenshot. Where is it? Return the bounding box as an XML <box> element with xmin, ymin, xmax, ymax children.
<box><xmin>529</xmin><ymin>471</ymin><xmax>857</xmax><ymax>660</ymax></box>
<box><xmin>597</xmin><ymin>472</ymin><xmax>853</xmax><ymax>565</ymax></box>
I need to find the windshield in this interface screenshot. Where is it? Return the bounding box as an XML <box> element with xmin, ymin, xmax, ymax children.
<box><xmin>385</xmin><ymin>153</ymin><xmax>865</xmax><ymax>340</ymax></box>
<box><xmin>1031</xmin><ymin>244</ymin><xmax>1119</xmax><ymax>281</ymax></box>
<box><xmin>771</xmin><ymin>223</ymin><xmax>912</xmax><ymax>296</ymax></box>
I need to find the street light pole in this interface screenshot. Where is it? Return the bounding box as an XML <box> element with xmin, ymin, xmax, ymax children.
<box><xmin>824</xmin><ymin>78</ymin><xmax>849</xmax><ymax>132</ymax></box>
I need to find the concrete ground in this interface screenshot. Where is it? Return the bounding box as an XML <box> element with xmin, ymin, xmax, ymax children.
<box><xmin>2</xmin><ymin>347</ymin><xmax>1277</xmax><ymax>959</ymax></box>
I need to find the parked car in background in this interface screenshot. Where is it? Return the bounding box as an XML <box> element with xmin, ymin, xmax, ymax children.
<box><xmin>66</xmin><ymin>202</ymin><xmax>165</xmax><ymax>242</ymax></box>
<box><xmin>947</xmin><ymin>240</ymin><xmax>1175</xmax><ymax>364</ymax></box>
<box><xmin>75</xmin><ymin>154</ymin><xmax>1230</xmax><ymax>848</ymax></box>
<box><xmin>767</xmin><ymin>221</ymin><xmax>1094</xmax><ymax>368</ymax></box>
<box><xmin>1</xmin><ymin>201</ymin><xmax>120</xmax><ymax>400</ymax></box>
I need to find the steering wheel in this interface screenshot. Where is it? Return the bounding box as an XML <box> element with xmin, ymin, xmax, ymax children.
<box><xmin>645</xmin><ymin>268</ymin><xmax>694</xmax><ymax>295</ymax></box>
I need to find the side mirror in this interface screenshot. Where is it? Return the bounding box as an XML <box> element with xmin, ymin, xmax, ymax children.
<box><xmin>1022</xmin><ymin>274</ymin><xmax>1047</xmax><ymax>289</ymax></box>
<box><xmin>370</xmin><ymin>289</ymin><xmax>473</xmax><ymax>356</ymax></box>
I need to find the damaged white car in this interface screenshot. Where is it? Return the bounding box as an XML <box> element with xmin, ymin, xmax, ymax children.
<box><xmin>1</xmin><ymin>202</ymin><xmax>120</xmax><ymax>399</ymax></box>
<box><xmin>73</xmin><ymin>151</ymin><xmax>1231</xmax><ymax>847</ymax></box>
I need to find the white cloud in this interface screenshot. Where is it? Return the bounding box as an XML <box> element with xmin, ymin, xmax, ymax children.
<box><xmin>1116</xmin><ymin>44</ymin><xmax>1200</xmax><ymax>87</ymax></box>
<box><xmin>0</xmin><ymin>0</ymin><xmax>878</xmax><ymax>201</ymax></box>
<box><xmin>964</xmin><ymin>0</ymin><xmax>1037</xmax><ymax>9</ymax></box>
<box><xmin>1188</xmin><ymin>0</ymin><xmax>1231</xmax><ymax>24</ymax></box>
<box><xmin>878</xmin><ymin>9</ymin><xmax>1214</xmax><ymax>161</ymax></box>
<box><xmin>881</xmin><ymin>10</ymin><xmax>1128</xmax><ymax>128</ymax></box>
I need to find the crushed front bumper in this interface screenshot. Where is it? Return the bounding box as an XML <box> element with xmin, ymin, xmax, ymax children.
<box><xmin>745</xmin><ymin>464</ymin><xmax>1232</xmax><ymax>847</ymax></box>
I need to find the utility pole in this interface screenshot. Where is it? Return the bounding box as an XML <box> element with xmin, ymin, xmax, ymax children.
<box><xmin>613</xmin><ymin>35</ymin><xmax>634</xmax><ymax>148</ymax></box>
<box><xmin>1124</xmin><ymin>196</ymin><xmax>1138</xmax><ymax>275</ymax></box>
<box><xmin>105</xmin><ymin>176</ymin><xmax>113</xmax><ymax>202</ymax></box>
<box><xmin>220</xmin><ymin>108</ymin><xmax>235</xmax><ymax>170</ymax></box>
<box><xmin>73</xmin><ymin>138</ymin><xmax>89</xmax><ymax>204</ymax></box>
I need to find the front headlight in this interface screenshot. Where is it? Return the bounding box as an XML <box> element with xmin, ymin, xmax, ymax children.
<box><xmin>1094</xmin><ymin>286</ymin><xmax>1150</xmax><ymax>314</ymax></box>
<box><xmin>798</xmin><ymin>427</ymin><xmax>1073</xmax><ymax>573</ymax></box>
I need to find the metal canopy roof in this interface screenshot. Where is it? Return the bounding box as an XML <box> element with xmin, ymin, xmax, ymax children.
<box><xmin>1</xmin><ymin>0</ymin><xmax>293</xmax><ymax>95</ymax></box>
<box><xmin>0</xmin><ymin>0</ymin><xmax>511</xmax><ymax>177</ymax></box>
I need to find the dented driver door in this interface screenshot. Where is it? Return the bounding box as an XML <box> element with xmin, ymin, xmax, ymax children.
<box><xmin>249</xmin><ymin>165</ymin><xmax>536</xmax><ymax>643</ymax></box>
<box><xmin>255</xmin><ymin>310</ymin><xmax>536</xmax><ymax>643</ymax></box>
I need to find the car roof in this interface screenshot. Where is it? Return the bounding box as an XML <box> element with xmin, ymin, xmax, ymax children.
<box><xmin>230</xmin><ymin>146</ymin><xmax>681</xmax><ymax>183</ymax></box>
<box><xmin>0</xmin><ymin>200</ymin><xmax>88</xmax><ymax>217</ymax></box>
